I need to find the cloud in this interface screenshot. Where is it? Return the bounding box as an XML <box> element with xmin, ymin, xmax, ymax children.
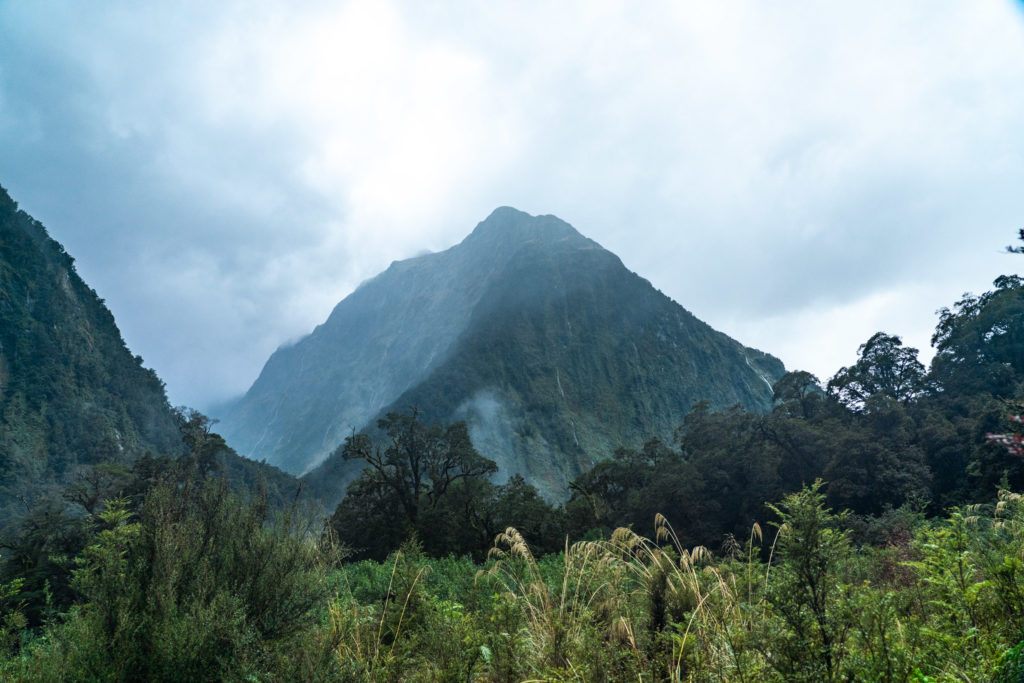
<box><xmin>1</xmin><ymin>0</ymin><xmax>1023</xmax><ymax>405</ymax></box>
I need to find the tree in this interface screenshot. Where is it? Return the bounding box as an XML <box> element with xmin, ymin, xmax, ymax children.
<box><xmin>931</xmin><ymin>276</ymin><xmax>1024</xmax><ymax>396</ymax></box>
<box><xmin>763</xmin><ymin>481</ymin><xmax>854</xmax><ymax>682</ymax></box>
<box><xmin>1006</xmin><ymin>228</ymin><xmax>1024</xmax><ymax>254</ymax></box>
<box><xmin>773</xmin><ymin>371</ymin><xmax>825</xmax><ymax>419</ymax></box>
<box><xmin>173</xmin><ymin>407</ymin><xmax>226</xmax><ymax>476</ymax></box>
<box><xmin>65</xmin><ymin>463</ymin><xmax>133</xmax><ymax>516</ymax></box>
<box><xmin>330</xmin><ymin>410</ymin><xmax>498</xmax><ymax>558</ymax></box>
<box><xmin>567</xmin><ymin>437</ymin><xmax>695</xmax><ymax>538</ymax></box>
<box><xmin>827</xmin><ymin>332</ymin><xmax>926</xmax><ymax>410</ymax></box>
<box><xmin>820</xmin><ymin>395</ymin><xmax>930</xmax><ymax>515</ymax></box>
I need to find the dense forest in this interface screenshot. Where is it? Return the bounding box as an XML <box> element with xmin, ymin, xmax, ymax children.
<box><xmin>2</xmin><ymin>226</ymin><xmax>1024</xmax><ymax>680</ymax></box>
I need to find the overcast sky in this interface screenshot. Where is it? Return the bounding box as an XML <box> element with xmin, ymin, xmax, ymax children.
<box><xmin>2</xmin><ymin>1</ymin><xmax>1023</xmax><ymax>409</ymax></box>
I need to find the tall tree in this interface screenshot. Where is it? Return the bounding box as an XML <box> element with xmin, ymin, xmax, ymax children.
<box><xmin>827</xmin><ymin>333</ymin><xmax>926</xmax><ymax>410</ymax></box>
<box><xmin>930</xmin><ymin>275</ymin><xmax>1024</xmax><ymax>396</ymax></box>
<box><xmin>340</xmin><ymin>410</ymin><xmax>497</xmax><ymax>528</ymax></box>
<box><xmin>773</xmin><ymin>371</ymin><xmax>825</xmax><ymax>419</ymax></box>
<box><xmin>330</xmin><ymin>410</ymin><xmax>500</xmax><ymax>558</ymax></box>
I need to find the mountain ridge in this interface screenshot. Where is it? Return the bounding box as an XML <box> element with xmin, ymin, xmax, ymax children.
<box><xmin>217</xmin><ymin>208</ymin><xmax>601</xmax><ymax>473</ymax></box>
<box><xmin>217</xmin><ymin>208</ymin><xmax>785</xmax><ymax>500</ymax></box>
<box><xmin>307</xmin><ymin>224</ymin><xmax>783</xmax><ymax>502</ymax></box>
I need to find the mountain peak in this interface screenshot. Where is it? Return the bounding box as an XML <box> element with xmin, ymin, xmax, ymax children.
<box><xmin>484</xmin><ymin>205</ymin><xmax>532</xmax><ymax>221</ymax></box>
<box><xmin>217</xmin><ymin>207</ymin><xmax>786</xmax><ymax>501</ymax></box>
<box><xmin>464</xmin><ymin>207</ymin><xmax>592</xmax><ymax>250</ymax></box>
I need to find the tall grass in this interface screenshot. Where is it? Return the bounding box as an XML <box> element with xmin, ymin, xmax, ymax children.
<box><xmin>10</xmin><ymin>483</ymin><xmax>1024</xmax><ymax>681</ymax></box>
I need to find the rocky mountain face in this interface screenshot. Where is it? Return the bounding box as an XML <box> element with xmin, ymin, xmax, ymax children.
<box><xmin>218</xmin><ymin>208</ymin><xmax>785</xmax><ymax>502</ymax></box>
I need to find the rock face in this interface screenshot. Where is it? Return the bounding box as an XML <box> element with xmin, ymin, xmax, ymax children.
<box><xmin>217</xmin><ymin>208</ymin><xmax>785</xmax><ymax>500</ymax></box>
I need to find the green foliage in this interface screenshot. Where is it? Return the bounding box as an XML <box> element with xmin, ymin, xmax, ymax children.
<box><xmin>6</xmin><ymin>478</ymin><xmax>340</xmax><ymax>681</ymax></box>
<box><xmin>931</xmin><ymin>275</ymin><xmax>1024</xmax><ymax>397</ymax></box>
<box><xmin>0</xmin><ymin>185</ymin><xmax>182</xmax><ymax>525</ymax></box>
<box><xmin>314</xmin><ymin>481</ymin><xmax>1024</xmax><ymax>680</ymax></box>
<box><xmin>328</xmin><ymin>411</ymin><xmax>564</xmax><ymax>561</ymax></box>
<box><xmin>0</xmin><ymin>554</ymin><xmax>25</xmax><ymax>657</ymax></box>
<box><xmin>329</xmin><ymin>543</ymin><xmax>499</xmax><ymax>682</ymax></box>
<box><xmin>7</xmin><ymin>480</ymin><xmax>1024</xmax><ymax>680</ymax></box>
<box><xmin>827</xmin><ymin>332</ymin><xmax>928</xmax><ymax>410</ymax></box>
<box><xmin>0</xmin><ymin>409</ymin><xmax>307</xmax><ymax>633</ymax></box>
<box><xmin>762</xmin><ymin>482</ymin><xmax>853</xmax><ymax>681</ymax></box>
<box><xmin>994</xmin><ymin>640</ymin><xmax>1024</xmax><ymax>683</ymax></box>
<box><xmin>568</xmin><ymin>393</ymin><xmax>930</xmax><ymax>550</ymax></box>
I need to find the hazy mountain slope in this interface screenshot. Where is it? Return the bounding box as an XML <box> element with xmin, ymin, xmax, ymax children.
<box><xmin>304</xmin><ymin>209</ymin><xmax>784</xmax><ymax>503</ymax></box>
<box><xmin>395</xmin><ymin>237</ymin><xmax>781</xmax><ymax>498</ymax></box>
<box><xmin>0</xmin><ymin>184</ymin><xmax>301</xmax><ymax>523</ymax></box>
<box><xmin>216</xmin><ymin>208</ymin><xmax>608</xmax><ymax>474</ymax></box>
<box><xmin>0</xmin><ymin>185</ymin><xmax>182</xmax><ymax>516</ymax></box>
<box><xmin>217</xmin><ymin>206</ymin><xmax>784</xmax><ymax>506</ymax></box>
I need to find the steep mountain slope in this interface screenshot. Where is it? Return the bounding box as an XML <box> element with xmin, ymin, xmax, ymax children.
<box><xmin>219</xmin><ymin>208</ymin><xmax>784</xmax><ymax>500</ymax></box>
<box><xmin>0</xmin><ymin>184</ymin><xmax>300</xmax><ymax>523</ymax></box>
<box><xmin>216</xmin><ymin>208</ymin><xmax>598</xmax><ymax>473</ymax></box>
<box><xmin>0</xmin><ymin>185</ymin><xmax>179</xmax><ymax>515</ymax></box>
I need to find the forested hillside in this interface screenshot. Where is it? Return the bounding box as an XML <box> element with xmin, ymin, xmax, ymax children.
<box><xmin>0</xmin><ymin>185</ymin><xmax>306</xmax><ymax>642</ymax></box>
<box><xmin>0</xmin><ymin>185</ymin><xmax>183</xmax><ymax>523</ymax></box>
<box><xmin>0</xmin><ymin>185</ymin><xmax>302</xmax><ymax>521</ymax></box>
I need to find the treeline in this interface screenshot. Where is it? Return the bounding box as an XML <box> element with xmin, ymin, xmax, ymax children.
<box><xmin>0</xmin><ymin>465</ymin><xmax>340</xmax><ymax>679</ymax></box>
<box><xmin>7</xmin><ymin>476</ymin><xmax>1024</xmax><ymax>679</ymax></box>
<box><xmin>0</xmin><ymin>408</ymin><xmax>306</xmax><ymax>630</ymax></box>
<box><xmin>328</xmin><ymin>271</ymin><xmax>1024</xmax><ymax>562</ymax></box>
<box><xmin>323</xmin><ymin>481</ymin><xmax>1024</xmax><ymax>681</ymax></box>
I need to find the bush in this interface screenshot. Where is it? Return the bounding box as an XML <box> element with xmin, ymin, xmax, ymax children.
<box><xmin>7</xmin><ymin>478</ymin><xmax>341</xmax><ymax>681</ymax></box>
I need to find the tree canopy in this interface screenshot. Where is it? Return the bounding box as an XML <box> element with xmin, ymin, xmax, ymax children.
<box><xmin>328</xmin><ymin>410</ymin><xmax>564</xmax><ymax>560</ymax></box>
<box><xmin>826</xmin><ymin>332</ymin><xmax>927</xmax><ymax>409</ymax></box>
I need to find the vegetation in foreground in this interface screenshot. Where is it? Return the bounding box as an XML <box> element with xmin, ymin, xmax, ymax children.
<box><xmin>6</xmin><ymin>478</ymin><xmax>1024</xmax><ymax>681</ymax></box>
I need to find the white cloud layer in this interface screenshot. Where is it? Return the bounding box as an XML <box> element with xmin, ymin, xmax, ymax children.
<box><xmin>1</xmin><ymin>0</ymin><xmax>1023</xmax><ymax>406</ymax></box>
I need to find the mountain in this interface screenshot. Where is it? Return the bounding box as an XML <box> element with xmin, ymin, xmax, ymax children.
<box><xmin>217</xmin><ymin>208</ymin><xmax>785</xmax><ymax>501</ymax></box>
<box><xmin>0</xmin><ymin>185</ymin><xmax>182</xmax><ymax>516</ymax></box>
<box><xmin>0</xmin><ymin>184</ymin><xmax>300</xmax><ymax>524</ymax></box>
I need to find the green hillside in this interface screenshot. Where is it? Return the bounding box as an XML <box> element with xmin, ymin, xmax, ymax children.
<box><xmin>0</xmin><ymin>185</ymin><xmax>302</xmax><ymax>526</ymax></box>
<box><xmin>0</xmin><ymin>186</ymin><xmax>183</xmax><ymax>520</ymax></box>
